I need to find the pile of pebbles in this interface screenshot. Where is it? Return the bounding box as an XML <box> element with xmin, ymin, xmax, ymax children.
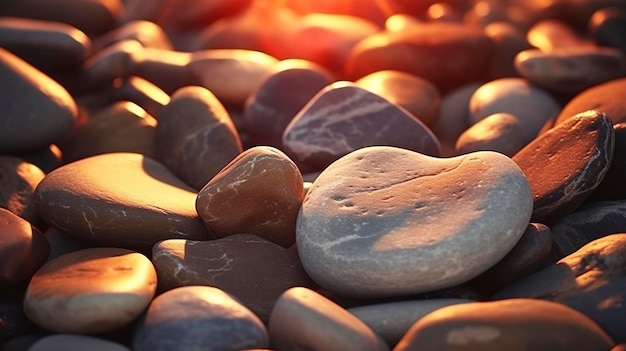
<box><xmin>2</xmin><ymin>0</ymin><xmax>626</xmax><ymax>350</ymax></box>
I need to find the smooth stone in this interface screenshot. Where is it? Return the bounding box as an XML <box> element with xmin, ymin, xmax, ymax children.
<box><xmin>483</xmin><ymin>21</ymin><xmax>533</xmax><ymax>80</ymax></box>
<box><xmin>434</xmin><ymin>83</ymin><xmax>481</xmax><ymax>157</ymax></box>
<box><xmin>243</xmin><ymin>59</ymin><xmax>335</xmax><ymax>148</ymax></box>
<box><xmin>588</xmin><ymin>122</ymin><xmax>626</xmax><ymax>201</ymax></box>
<box><xmin>269</xmin><ymin>287</ymin><xmax>389</xmax><ymax>351</ymax></box>
<box><xmin>282</xmin><ymin>81</ymin><xmax>441</xmax><ymax>171</ymax></box>
<box><xmin>0</xmin><ymin>208</ymin><xmax>50</xmax><ymax>290</ymax></box>
<box><xmin>590</xmin><ymin>7</ymin><xmax>626</xmax><ymax>53</ymax></box>
<box><xmin>196</xmin><ymin>146</ymin><xmax>303</xmax><ymax>247</ymax></box>
<box><xmin>61</xmin><ymin>101</ymin><xmax>157</xmax><ymax>163</ymax></box>
<box><xmin>108</xmin><ymin>76</ymin><xmax>170</xmax><ymax>117</ymax></box>
<box><xmin>515</xmin><ymin>47</ymin><xmax>626</xmax><ymax>96</ymax></box>
<box><xmin>355</xmin><ymin>70</ymin><xmax>441</xmax><ymax>128</ymax></box>
<box><xmin>133</xmin><ymin>286</ymin><xmax>268</xmax><ymax>351</ymax></box>
<box><xmin>82</xmin><ymin>39</ymin><xmax>145</xmax><ymax>87</ymax></box>
<box><xmin>0</xmin><ymin>156</ymin><xmax>45</xmax><ymax>225</ymax></box>
<box><xmin>345</xmin><ymin>22</ymin><xmax>494</xmax><ymax>93</ymax></box>
<box><xmin>152</xmin><ymin>234</ymin><xmax>314</xmax><ymax>323</ymax></box>
<box><xmin>0</xmin><ymin>47</ymin><xmax>77</xmax><ymax>153</ymax></box>
<box><xmin>493</xmin><ymin>233</ymin><xmax>626</xmax><ymax>343</ymax></box>
<box><xmin>394</xmin><ymin>299</ymin><xmax>614</xmax><ymax>351</ymax></box>
<box><xmin>348</xmin><ymin>299</ymin><xmax>472</xmax><ymax>348</ymax></box>
<box><xmin>556</xmin><ymin>77</ymin><xmax>626</xmax><ymax>125</ymax></box>
<box><xmin>92</xmin><ymin>20</ymin><xmax>172</xmax><ymax>52</ymax></box>
<box><xmin>34</xmin><ymin>152</ymin><xmax>209</xmax><ymax>250</ymax></box>
<box><xmin>24</xmin><ymin>247</ymin><xmax>156</xmax><ymax>333</ymax></box>
<box><xmin>155</xmin><ymin>85</ymin><xmax>242</xmax><ymax>190</ymax></box>
<box><xmin>455</xmin><ymin>112</ymin><xmax>525</xmax><ymax>157</ymax></box>
<box><xmin>527</xmin><ymin>19</ymin><xmax>596</xmax><ymax>51</ymax></box>
<box><xmin>296</xmin><ymin>146</ymin><xmax>533</xmax><ymax>298</ymax></box>
<box><xmin>512</xmin><ymin>110</ymin><xmax>614</xmax><ymax>223</ymax></box>
<box><xmin>548</xmin><ymin>200</ymin><xmax>626</xmax><ymax>259</ymax></box>
<box><xmin>28</xmin><ymin>334</ymin><xmax>131</xmax><ymax>351</ymax></box>
<box><xmin>469</xmin><ymin>77</ymin><xmax>561</xmax><ymax>144</ymax></box>
<box><xmin>467</xmin><ymin>223</ymin><xmax>553</xmax><ymax>295</ymax></box>
<box><xmin>0</xmin><ymin>17</ymin><xmax>91</xmax><ymax>70</ymax></box>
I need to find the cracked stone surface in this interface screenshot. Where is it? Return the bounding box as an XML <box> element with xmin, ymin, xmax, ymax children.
<box><xmin>196</xmin><ymin>146</ymin><xmax>304</xmax><ymax>247</ymax></box>
<box><xmin>33</xmin><ymin>152</ymin><xmax>210</xmax><ymax>250</ymax></box>
<box><xmin>152</xmin><ymin>234</ymin><xmax>314</xmax><ymax>323</ymax></box>
<box><xmin>133</xmin><ymin>286</ymin><xmax>268</xmax><ymax>351</ymax></box>
<box><xmin>512</xmin><ymin>110</ymin><xmax>614</xmax><ymax>224</ymax></box>
<box><xmin>296</xmin><ymin>146</ymin><xmax>533</xmax><ymax>298</ymax></box>
<box><xmin>23</xmin><ymin>247</ymin><xmax>157</xmax><ymax>334</ymax></box>
<box><xmin>493</xmin><ymin>233</ymin><xmax>626</xmax><ymax>343</ymax></box>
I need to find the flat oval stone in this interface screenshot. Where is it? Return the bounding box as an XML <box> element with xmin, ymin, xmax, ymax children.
<box><xmin>34</xmin><ymin>152</ymin><xmax>209</xmax><ymax>250</ymax></box>
<box><xmin>296</xmin><ymin>146</ymin><xmax>533</xmax><ymax>298</ymax></box>
<box><xmin>61</xmin><ymin>101</ymin><xmax>157</xmax><ymax>163</ymax></box>
<box><xmin>196</xmin><ymin>146</ymin><xmax>303</xmax><ymax>247</ymax></box>
<box><xmin>269</xmin><ymin>287</ymin><xmax>389</xmax><ymax>351</ymax></box>
<box><xmin>282</xmin><ymin>81</ymin><xmax>441</xmax><ymax>171</ymax></box>
<box><xmin>348</xmin><ymin>299</ymin><xmax>472</xmax><ymax>348</ymax></box>
<box><xmin>556</xmin><ymin>77</ymin><xmax>626</xmax><ymax>125</ymax></box>
<box><xmin>0</xmin><ymin>47</ymin><xmax>77</xmax><ymax>153</ymax></box>
<box><xmin>29</xmin><ymin>334</ymin><xmax>131</xmax><ymax>351</ymax></box>
<box><xmin>512</xmin><ymin>110</ymin><xmax>614</xmax><ymax>224</ymax></box>
<box><xmin>133</xmin><ymin>286</ymin><xmax>268</xmax><ymax>351</ymax></box>
<box><xmin>23</xmin><ymin>247</ymin><xmax>157</xmax><ymax>333</ymax></box>
<box><xmin>0</xmin><ymin>208</ymin><xmax>50</xmax><ymax>290</ymax></box>
<box><xmin>469</xmin><ymin>77</ymin><xmax>561</xmax><ymax>144</ymax></box>
<box><xmin>494</xmin><ymin>233</ymin><xmax>626</xmax><ymax>343</ymax></box>
<box><xmin>155</xmin><ymin>85</ymin><xmax>242</xmax><ymax>190</ymax></box>
<box><xmin>152</xmin><ymin>234</ymin><xmax>314</xmax><ymax>323</ymax></box>
<box><xmin>345</xmin><ymin>22</ymin><xmax>494</xmax><ymax>93</ymax></box>
<box><xmin>355</xmin><ymin>70</ymin><xmax>441</xmax><ymax>128</ymax></box>
<box><xmin>455</xmin><ymin>112</ymin><xmax>525</xmax><ymax>157</ymax></box>
<box><xmin>0</xmin><ymin>156</ymin><xmax>45</xmax><ymax>225</ymax></box>
<box><xmin>394</xmin><ymin>299</ymin><xmax>614</xmax><ymax>351</ymax></box>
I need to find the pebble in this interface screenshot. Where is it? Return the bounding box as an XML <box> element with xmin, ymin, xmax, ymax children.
<box><xmin>469</xmin><ymin>77</ymin><xmax>562</xmax><ymax>144</ymax></box>
<box><xmin>28</xmin><ymin>334</ymin><xmax>131</xmax><ymax>351</ymax></box>
<box><xmin>132</xmin><ymin>285</ymin><xmax>268</xmax><ymax>351</ymax></box>
<box><xmin>0</xmin><ymin>47</ymin><xmax>77</xmax><ymax>153</ymax></box>
<box><xmin>92</xmin><ymin>20</ymin><xmax>173</xmax><ymax>52</ymax></box>
<box><xmin>590</xmin><ymin>7</ymin><xmax>626</xmax><ymax>53</ymax></box>
<box><xmin>196</xmin><ymin>146</ymin><xmax>303</xmax><ymax>247</ymax></box>
<box><xmin>152</xmin><ymin>234</ymin><xmax>313</xmax><ymax>322</ymax></box>
<box><xmin>556</xmin><ymin>77</ymin><xmax>626</xmax><ymax>125</ymax></box>
<box><xmin>484</xmin><ymin>21</ymin><xmax>533</xmax><ymax>80</ymax></box>
<box><xmin>23</xmin><ymin>247</ymin><xmax>156</xmax><ymax>333</ymax></box>
<box><xmin>0</xmin><ymin>208</ymin><xmax>50</xmax><ymax>290</ymax></box>
<box><xmin>0</xmin><ymin>156</ymin><xmax>45</xmax><ymax>225</ymax></box>
<box><xmin>527</xmin><ymin>19</ymin><xmax>596</xmax><ymax>51</ymax></box>
<box><xmin>155</xmin><ymin>85</ymin><xmax>242</xmax><ymax>190</ymax></box>
<box><xmin>296</xmin><ymin>146</ymin><xmax>533</xmax><ymax>298</ymax></box>
<box><xmin>455</xmin><ymin>112</ymin><xmax>525</xmax><ymax>157</ymax></box>
<box><xmin>268</xmin><ymin>287</ymin><xmax>389</xmax><ymax>351</ymax></box>
<box><xmin>282</xmin><ymin>82</ymin><xmax>441</xmax><ymax>171</ymax></box>
<box><xmin>434</xmin><ymin>83</ymin><xmax>481</xmax><ymax>157</ymax></box>
<box><xmin>34</xmin><ymin>152</ymin><xmax>209</xmax><ymax>250</ymax></box>
<box><xmin>494</xmin><ymin>233</ymin><xmax>626</xmax><ymax>343</ymax></box>
<box><xmin>512</xmin><ymin>110</ymin><xmax>614</xmax><ymax>223</ymax></box>
<box><xmin>394</xmin><ymin>298</ymin><xmax>615</xmax><ymax>351</ymax></box>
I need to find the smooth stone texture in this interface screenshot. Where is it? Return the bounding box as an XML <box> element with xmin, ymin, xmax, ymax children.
<box><xmin>0</xmin><ymin>208</ymin><xmax>50</xmax><ymax>289</ymax></box>
<box><xmin>282</xmin><ymin>82</ymin><xmax>441</xmax><ymax>171</ymax></box>
<box><xmin>527</xmin><ymin>19</ymin><xmax>596</xmax><ymax>51</ymax></box>
<box><xmin>243</xmin><ymin>59</ymin><xmax>334</xmax><ymax>148</ymax></box>
<box><xmin>484</xmin><ymin>21</ymin><xmax>533</xmax><ymax>79</ymax></box>
<box><xmin>28</xmin><ymin>334</ymin><xmax>131</xmax><ymax>351</ymax></box>
<box><xmin>152</xmin><ymin>234</ymin><xmax>314</xmax><ymax>323</ymax></box>
<box><xmin>556</xmin><ymin>77</ymin><xmax>626</xmax><ymax>125</ymax></box>
<box><xmin>34</xmin><ymin>152</ymin><xmax>209</xmax><ymax>250</ymax></box>
<box><xmin>588</xmin><ymin>122</ymin><xmax>626</xmax><ymax>201</ymax></box>
<box><xmin>61</xmin><ymin>101</ymin><xmax>157</xmax><ymax>163</ymax></box>
<box><xmin>133</xmin><ymin>286</ymin><xmax>268</xmax><ymax>351</ymax></box>
<box><xmin>345</xmin><ymin>22</ymin><xmax>494</xmax><ymax>93</ymax></box>
<box><xmin>297</xmin><ymin>146</ymin><xmax>533</xmax><ymax>298</ymax></box>
<box><xmin>469</xmin><ymin>78</ymin><xmax>561</xmax><ymax>144</ymax></box>
<box><xmin>0</xmin><ymin>156</ymin><xmax>45</xmax><ymax>225</ymax></box>
<box><xmin>494</xmin><ymin>233</ymin><xmax>626</xmax><ymax>343</ymax></box>
<box><xmin>92</xmin><ymin>20</ymin><xmax>172</xmax><ymax>52</ymax></box>
<box><xmin>348</xmin><ymin>299</ymin><xmax>472</xmax><ymax>348</ymax></box>
<box><xmin>155</xmin><ymin>86</ymin><xmax>242</xmax><ymax>190</ymax></box>
<box><xmin>512</xmin><ymin>110</ymin><xmax>614</xmax><ymax>223</ymax></box>
<box><xmin>0</xmin><ymin>47</ymin><xmax>77</xmax><ymax>153</ymax></box>
<box><xmin>455</xmin><ymin>112</ymin><xmax>525</xmax><ymax>157</ymax></box>
<box><xmin>434</xmin><ymin>83</ymin><xmax>481</xmax><ymax>157</ymax></box>
<box><xmin>355</xmin><ymin>70</ymin><xmax>441</xmax><ymax>128</ymax></box>
<box><xmin>196</xmin><ymin>146</ymin><xmax>304</xmax><ymax>247</ymax></box>
<box><xmin>269</xmin><ymin>287</ymin><xmax>389</xmax><ymax>351</ymax></box>
<box><xmin>23</xmin><ymin>247</ymin><xmax>157</xmax><ymax>333</ymax></box>
<box><xmin>515</xmin><ymin>47</ymin><xmax>626</xmax><ymax>96</ymax></box>
<box><xmin>394</xmin><ymin>299</ymin><xmax>614</xmax><ymax>351</ymax></box>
